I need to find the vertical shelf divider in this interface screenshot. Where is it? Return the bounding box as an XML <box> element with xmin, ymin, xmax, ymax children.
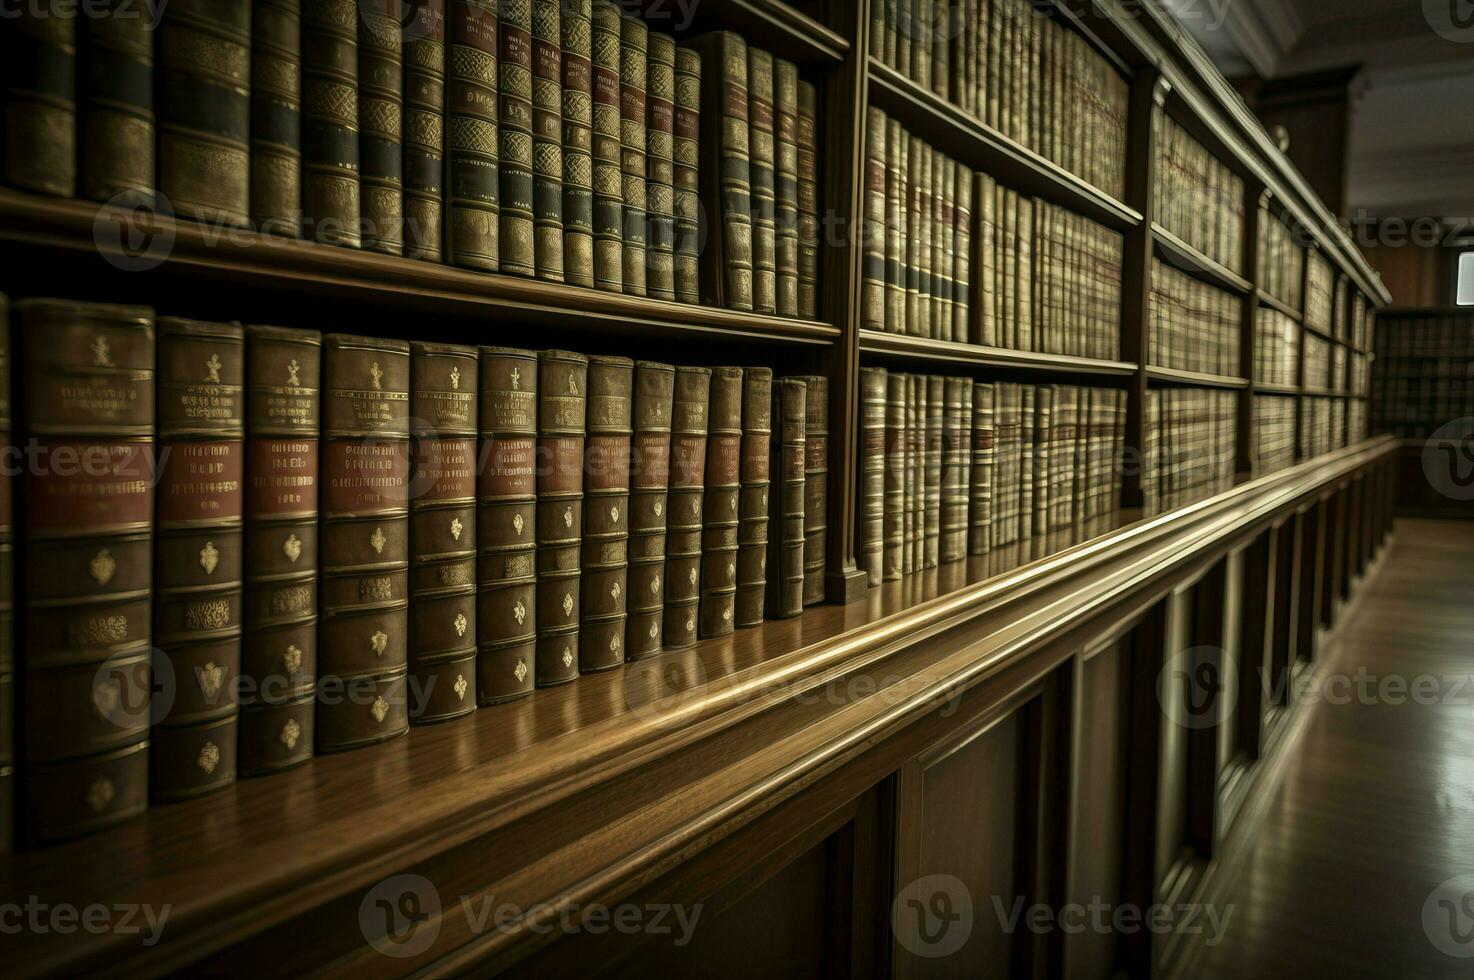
<box><xmin>1237</xmin><ymin>181</ymin><xmax>1267</xmax><ymax>481</ymax></box>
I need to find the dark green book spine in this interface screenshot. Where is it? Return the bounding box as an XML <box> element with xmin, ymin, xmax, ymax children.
<box><xmin>561</xmin><ymin>0</ymin><xmax>595</xmax><ymax>287</ymax></box>
<box><xmin>447</xmin><ymin>0</ymin><xmax>499</xmax><ymax>270</ymax></box>
<box><xmin>796</xmin><ymin>80</ymin><xmax>820</xmax><ymax>318</ymax></box>
<box><xmin>532</xmin><ymin>0</ymin><xmax>565</xmax><ymax>281</ymax></box>
<box><xmin>250</xmin><ymin>0</ymin><xmax>301</xmax><ymax>236</ymax></box>
<box><xmin>402</xmin><ymin>0</ymin><xmax>445</xmax><ymax>261</ymax></box>
<box><xmin>359</xmin><ymin>0</ymin><xmax>403</xmax><ymax>253</ymax></box>
<box><xmin>672</xmin><ymin>46</ymin><xmax>701</xmax><ymax>304</ymax></box>
<box><xmin>747</xmin><ymin>47</ymin><xmax>777</xmax><ymax>315</ymax></box>
<box><xmin>645</xmin><ymin>32</ymin><xmax>677</xmax><ymax>300</ymax></box>
<box><xmin>590</xmin><ymin>1</ymin><xmax>623</xmax><ymax>292</ymax></box>
<box><xmin>689</xmin><ymin>31</ymin><xmax>752</xmax><ymax>311</ymax></box>
<box><xmin>302</xmin><ymin>0</ymin><xmax>361</xmax><ymax>246</ymax></box>
<box><xmin>498</xmin><ymin>0</ymin><xmax>535</xmax><ymax>276</ymax></box>
<box><xmin>2</xmin><ymin>10</ymin><xmax>75</xmax><ymax>196</ymax></box>
<box><xmin>82</xmin><ymin>1</ymin><xmax>154</xmax><ymax>207</ymax></box>
<box><xmin>619</xmin><ymin>15</ymin><xmax>648</xmax><ymax>296</ymax></box>
<box><xmin>774</xmin><ymin>59</ymin><xmax>800</xmax><ymax>318</ymax></box>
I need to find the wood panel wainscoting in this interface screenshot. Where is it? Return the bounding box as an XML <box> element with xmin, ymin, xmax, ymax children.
<box><xmin>0</xmin><ymin>437</ymin><xmax>1398</xmax><ymax>977</ymax></box>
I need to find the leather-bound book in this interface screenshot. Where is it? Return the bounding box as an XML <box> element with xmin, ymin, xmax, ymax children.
<box><xmin>774</xmin><ymin>59</ymin><xmax>800</xmax><ymax>317</ymax></box>
<box><xmin>953</xmin><ymin>163</ymin><xmax>973</xmax><ymax>344</ymax></box>
<box><xmin>698</xmin><ymin>367</ymin><xmax>743</xmax><ymax>638</ymax></box>
<box><xmin>152</xmin><ymin>319</ymin><xmax>244</xmax><ymax>802</ymax></box>
<box><xmin>81</xmin><ymin>2</ymin><xmax>154</xmax><ymax>205</ymax></box>
<box><xmin>885</xmin><ymin>117</ymin><xmax>904</xmax><ymax>332</ymax></box>
<box><xmin>409</xmin><ymin>343</ymin><xmax>478</xmax><ymax>723</ymax></box>
<box><xmin>902</xmin><ymin>373</ymin><xmax>916</xmax><ymax>574</ymax></box>
<box><xmin>645</xmin><ymin>31</ymin><xmax>676</xmax><ymax>300</ymax></box>
<box><xmin>940</xmin><ymin>376</ymin><xmax>970</xmax><ymax>564</ymax></box>
<box><xmin>686</xmin><ymin>31</ymin><xmax>752</xmax><ymax>311</ymax></box>
<box><xmin>0</xmin><ymin>298</ymin><xmax>11</xmax><ymax>851</ymax></box>
<box><xmin>560</xmin><ymin>0</ymin><xmax>594</xmax><ymax>287</ymax></box>
<box><xmin>535</xmin><ymin>350</ymin><xmax>587</xmax><ymax>685</ymax></box>
<box><xmin>590</xmin><ymin>1</ymin><xmax>623</xmax><ymax>292</ymax></box>
<box><xmin>859</xmin><ymin>366</ymin><xmax>886</xmax><ymax>586</ymax></box>
<box><xmin>883</xmin><ymin>370</ymin><xmax>904</xmax><ymax>580</ymax></box>
<box><xmin>765</xmin><ymin>378</ymin><xmax>805</xmax><ymax>619</ymax></box>
<box><xmin>251</xmin><ymin>0</ymin><xmax>302</xmax><ymax>236</ymax></box>
<box><xmin>795</xmin><ymin>374</ymin><xmax>828</xmax><ymax>605</ymax></box>
<box><xmin>580</xmin><ymin>356</ymin><xmax>633</xmax><ymax>671</ymax></box>
<box><xmin>240</xmin><ymin>325</ymin><xmax>320</xmax><ymax>776</ymax></box>
<box><xmin>446</xmin><ymin>0</ymin><xmax>499</xmax><ymax>270</ymax></box>
<box><xmin>402</xmin><ymin>0</ymin><xmax>445</xmax><ymax>260</ymax></box>
<box><xmin>359</xmin><ymin>0</ymin><xmax>404</xmax><ymax>253</ymax></box>
<box><xmin>747</xmin><ymin>47</ymin><xmax>777</xmax><ymax>315</ymax></box>
<box><xmin>2</xmin><ymin>10</ymin><xmax>75</xmax><ymax>196</ymax></box>
<box><xmin>861</xmin><ymin>106</ymin><xmax>885</xmax><ymax>331</ymax></box>
<box><xmin>302</xmin><ymin>0</ymin><xmax>361</xmax><ymax>246</ymax></box>
<box><xmin>17</xmin><ymin>300</ymin><xmax>154</xmax><ymax>844</ymax></box>
<box><xmin>475</xmin><ymin>347</ymin><xmax>537</xmax><ymax>702</ymax></box>
<box><xmin>663</xmin><ymin>366</ymin><xmax>710</xmax><ymax>649</ymax></box>
<box><xmin>923</xmin><ymin>374</ymin><xmax>942</xmax><ymax>568</ymax></box>
<box><xmin>318</xmin><ymin>335</ymin><xmax>410</xmax><ymax>751</ymax></box>
<box><xmin>624</xmin><ymin>361</ymin><xmax>673</xmax><ymax>660</ymax></box>
<box><xmin>156</xmin><ymin>0</ymin><xmax>250</xmax><ymax>226</ymax></box>
<box><xmin>672</xmin><ymin>46</ymin><xmax>701</xmax><ymax>303</ymax></box>
<box><xmin>734</xmin><ymin>367</ymin><xmax>772</xmax><ymax>628</ymax></box>
<box><xmin>532</xmin><ymin>0</ymin><xmax>565</xmax><ymax>281</ymax></box>
<box><xmin>795</xmin><ymin>80</ymin><xmax>820</xmax><ymax>318</ymax></box>
<box><xmin>498</xmin><ymin>0</ymin><xmax>535</xmax><ymax>276</ymax></box>
<box><xmin>619</xmin><ymin>15</ymin><xmax>648</xmax><ymax>296</ymax></box>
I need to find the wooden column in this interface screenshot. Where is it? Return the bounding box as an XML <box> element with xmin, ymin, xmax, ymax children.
<box><xmin>1296</xmin><ymin>500</ymin><xmax>1325</xmax><ymax>663</ymax></box>
<box><xmin>1238</xmin><ymin>529</ymin><xmax>1275</xmax><ymax>761</ymax></box>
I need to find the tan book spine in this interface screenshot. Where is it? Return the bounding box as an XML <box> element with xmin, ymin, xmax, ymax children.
<box><xmin>774</xmin><ymin>60</ymin><xmax>801</xmax><ymax>317</ymax></box>
<box><xmin>734</xmin><ymin>367</ymin><xmax>772</xmax><ymax>627</ymax></box>
<box><xmin>698</xmin><ymin>368</ymin><xmax>743</xmax><ymax>637</ymax></box>
<box><xmin>663</xmin><ymin>366</ymin><xmax>710</xmax><ymax>649</ymax></box>
<box><xmin>534</xmin><ymin>350</ymin><xmax>587</xmax><ymax>685</ymax></box>
<box><xmin>446</xmin><ymin>0</ymin><xmax>500</xmax><ymax>271</ymax></box>
<box><xmin>580</xmin><ymin>356</ymin><xmax>633</xmax><ymax>671</ymax></box>
<box><xmin>673</xmin><ymin>46</ymin><xmax>702</xmax><ymax>303</ymax></box>
<box><xmin>796</xmin><ymin>374</ymin><xmax>828</xmax><ymax>605</ymax></box>
<box><xmin>532</xmin><ymin>0</ymin><xmax>565</xmax><ymax>280</ymax></box>
<box><xmin>687</xmin><ymin>32</ymin><xmax>753</xmax><ymax>311</ymax></box>
<box><xmin>796</xmin><ymin>80</ymin><xmax>820</xmax><ymax>318</ymax></box>
<box><xmin>625</xmin><ymin>361</ymin><xmax>675</xmax><ymax>659</ymax></box>
<box><xmin>498</xmin><ymin>0</ymin><xmax>535</xmax><ymax>276</ymax></box>
<box><xmin>590</xmin><ymin>1</ymin><xmax>623</xmax><ymax>292</ymax></box>
<box><xmin>748</xmin><ymin>48</ymin><xmax>778</xmax><ymax>315</ymax></box>
<box><xmin>561</xmin><ymin>0</ymin><xmax>595</xmax><ymax>286</ymax></box>
<box><xmin>645</xmin><ymin>32</ymin><xmax>677</xmax><ymax>300</ymax></box>
<box><xmin>860</xmin><ymin>367</ymin><xmax>887</xmax><ymax>586</ymax></box>
<box><xmin>883</xmin><ymin>370</ymin><xmax>905</xmax><ymax>580</ymax></box>
<box><xmin>766</xmin><ymin>378</ymin><xmax>806</xmax><ymax>618</ymax></box>
<box><xmin>619</xmin><ymin>15</ymin><xmax>648</xmax><ymax>295</ymax></box>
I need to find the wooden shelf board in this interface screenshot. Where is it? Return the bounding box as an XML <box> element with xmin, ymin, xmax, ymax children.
<box><xmin>1145</xmin><ymin>366</ymin><xmax>1250</xmax><ymax>390</ymax></box>
<box><xmin>1151</xmin><ymin>223</ymin><xmax>1252</xmax><ymax>295</ymax></box>
<box><xmin>1257</xmin><ymin>290</ymin><xmax>1304</xmax><ymax>321</ymax></box>
<box><xmin>680</xmin><ymin>0</ymin><xmax>849</xmax><ymax>64</ymax></box>
<box><xmin>1254</xmin><ymin>383</ymin><xmax>1301</xmax><ymax>395</ymax></box>
<box><xmin>859</xmin><ymin>330</ymin><xmax>1138</xmax><ymax>378</ymax></box>
<box><xmin>866</xmin><ymin>60</ymin><xmax>1143</xmax><ymax>233</ymax></box>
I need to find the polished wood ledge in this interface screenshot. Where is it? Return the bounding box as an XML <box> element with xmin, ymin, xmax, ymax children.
<box><xmin>1</xmin><ymin>437</ymin><xmax>1399</xmax><ymax>977</ymax></box>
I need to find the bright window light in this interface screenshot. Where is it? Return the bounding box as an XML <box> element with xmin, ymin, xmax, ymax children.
<box><xmin>1458</xmin><ymin>252</ymin><xmax>1474</xmax><ymax>306</ymax></box>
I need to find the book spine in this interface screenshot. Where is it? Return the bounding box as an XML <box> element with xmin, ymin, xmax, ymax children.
<box><xmin>360</xmin><ymin>0</ymin><xmax>404</xmax><ymax>254</ymax></box>
<box><xmin>580</xmin><ymin>355</ymin><xmax>633</xmax><ymax>671</ymax></box>
<box><xmin>906</xmin><ymin>373</ymin><xmax>920</xmax><ymax>572</ymax></box>
<box><xmin>734</xmin><ymin>367</ymin><xmax>772</xmax><ymax>627</ymax></box>
<box><xmin>904</xmin><ymin>135</ymin><xmax>921</xmax><ymax>335</ymax></box>
<box><xmin>318</xmin><ymin>335</ymin><xmax>410</xmax><ymax>751</ymax></box>
<box><xmin>0</xmin><ymin>298</ymin><xmax>9</xmax><ymax>852</ymax></box>
<box><xmin>797</xmin><ymin>374</ymin><xmax>828</xmax><ymax>605</ymax></box>
<box><xmin>447</xmin><ymin>0</ymin><xmax>499</xmax><ymax>270</ymax></box>
<box><xmin>402</xmin><ymin>0</ymin><xmax>446</xmax><ymax>260</ymax></box>
<box><xmin>590</xmin><ymin>1</ymin><xmax>623</xmax><ymax>292</ymax></box>
<box><xmin>860</xmin><ymin>367</ymin><xmax>887</xmax><ymax>586</ymax></box>
<box><xmin>862</xmin><ymin>106</ymin><xmax>886</xmax><ymax>332</ymax></box>
<box><xmin>152</xmin><ymin>319</ymin><xmax>244</xmax><ymax>802</ymax></box>
<box><xmin>561</xmin><ymin>0</ymin><xmax>594</xmax><ymax>287</ymax></box>
<box><xmin>672</xmin><ymin>46</ymin><xmax>701</xmax><ymax>303</ymax></box>
<box><xmin>17</xmin><ymin>300</ymin><xmax>154</xmax><ymax>843</ymax></box>
<box><xmin>698</xmin><ymin>368</ymin><xmax>743</xmax><ymax>637</ymax></box>
<box><xmin>532</xmin><ymin>0</ymin><xmax>565</xmax><ymax>281</ymax></box>
<box><xmin>773</xmin><ymin>59</ymin><xmax>800</xmax><ymax>317</ymax></box>
<box><xmin>409</xmin><ymin>343</ymin><xmax>478</xmax><ymax>723</ymax></box>
<box><xmin>535</xmin><ymin>350</ymin><xmax>587</xmax><ymax>684</ymax></box>
<box><xmin>498</xmin><ymin>0</ymin><xmax>535</xmax><ymax>275</ymax></box>
<box><xmin>693</xmin><ymin>32</ymin><xmax>752</xmax><ymax>311</ymax></box>
<box><xmin>954</xmin><ymin>163</ymin><xmax>973</xmax><ymax>343</ymax></box>
<box><xmin>251</xmin><ymin>0</ymin><xmax>301</xmax><ymax>236</ymax></box>
<box><xmin>625</xmin><ymin>361</ymin><xmax>674</xmax><ymax>659</ymax></box>
<box><xmin>663</xmin><ymin>366</ymin><xmax>710</xmax><ymax>648</ymax></box>
<box><xmin>796</xmin><ymin>80</ymin><xmax>820</xmax><ymax>319</ymax></box>
<box><xmin>924</xmin><ymin>374</ymin><xmax>941</xmax><ymax>568</ymax></box>
<box><xmin>241</xmin><ymin>325</ymin><xmax>320</xmax><ymax>776</ymax></box>
<box><xmin>883</xmin><ymin>371</ymin><xmax>905</xmax><ymax>580</ymax></box>
<box><xmin>81</xmin><ymin>1</ymin><xmax>154</xmax><ymax>206</ymax></box>
<box><xmin>885</xmin><ymin>117</ymin><xmax>904</xmax><ymax>333</ymax></box>
<box><xmin>766</xmin><ymin>378</ymin><xmax>806</xmax><ymax>618</ymax></box>
<box><xmin>941</xmin><ymin>379</ymin><xmax>972</xmax><ymax>563</ymax></box>
<box><xmin>302</xmin><ymin>0</ymin><xmax>361</xmax><ymax>246</ymax></box>
<box><xmin>619</xmin><ymin>15</ymin><xmax>648</xmax><ymax>296</ymax></box>
<box><xmin>969</xmin><ymin>381</ymin><xmax>994</xmax><ymax>556</ymax></box>
<box><xmin>475</xmin><ymin>347</ymin><xmax>537</xmax><ymax>702</ymax></box>
<box><xmin>640</xmin><ymin>32</ymin><xmax>676</xmax><ymax>301</ymax></box>
<box><xmin>748</xmin><ymin>47</ymin><xmax>777</xmax><ymax>315</ymax></box>
<box><xmin>156</xmin><ymin>0</ymin><xmax>251</xmax><ymax>227</ymax></box>
<box><xmin>2</xmin><ymin>10</ymin><xmax>75</xmax><ymax>196</ymax></box>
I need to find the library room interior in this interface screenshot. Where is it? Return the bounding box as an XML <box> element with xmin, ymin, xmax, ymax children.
<box><xmin>3</xmin><ymin>0</ymin><xmax>1474</xmax><ymax>976</ymax></box>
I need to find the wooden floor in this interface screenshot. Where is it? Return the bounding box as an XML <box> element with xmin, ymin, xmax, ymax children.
<box><xmin>1183</xmin><ymin>519</ymin><xmax>1474</xmax><ymax>979</ymax></box>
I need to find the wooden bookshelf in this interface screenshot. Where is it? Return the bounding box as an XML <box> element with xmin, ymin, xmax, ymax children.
<box><xmin>1146</xmin><ymin>366</ymin><xmax>1250</xmax><ymax>390</ymax></box>
<box><xmin>858</xmin><ymin>329</ymin><xmax>1136</xmax><ymax>379</ymax></box>
<box><xmin>1257</xmin><ymin>289</ymin><xmax>1304</xmax><ymax>321</ymax></box>
<box><xmin>1152</xmin><ymin>223</ymin><xmax>1253</xmax><ymax>296</ymax></box>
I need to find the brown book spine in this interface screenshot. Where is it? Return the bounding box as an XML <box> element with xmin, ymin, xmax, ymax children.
<box><xmin>3</xmin><ymin>11</ymin><xmax>75</xmax><ymax>196</ymax></box>
<box><xmin>580</xmin><ymin>356</ymin><xmax>633</xmax><ymax>671</ymax></box>
<box><xmin>590</xmin><ymin>0</ymin><xmax>623</xmax><ymax>292</ymax></box>
<box><xmin>241</xmin><ymin>325</ymin><xmax>320</xmax><ymax>776</ymax></box>
<box><xmin>774</xmin><ymin>59</ymin><xmax>800</xmax><ymax>318</ymax></box>
<box><xmin>475</xmin><ymin>347</ymin><xmax>537</xmax><ymax>702</ymax></box>
<box><xmin>318</xmin><ymin>335</ymin><xmax>410</xmax><ymax>751</ymax></box>
<box><xmin>0</xmin><ymin>297</ymin><xmax>12</xmax><ymax>851</ymax></box>
<box><xmin>532</xmin><ymin>0</ymin><xmax>565</xmax><ymax>281</ymax></box>
<box><xmin>409</xmin><ymin>343</ymin><xmax>478</xmax><ymax>723</ymax></box>
<box><xmin>561</xmin><ymin>0</ymin><xmax>595</xmax><ymax>287</ymax></box>
<box><xmin>766</xmin><ymin>378</ymin><xmax>806</xmax><ymax>619</ymax></box>
<box><xmin>883</xmin><ymin>371</ymin><xmax>904</xmax><ymax>580</ymax></box>
<box><xmin>663</xmin><ymin>366</ymin><xmax>710</xmax><ymax>649</ymax></box>
<box><xmin>303</xmin><ymin>0</ymin><xmax>361</xmax><ymax>247</ymax></box>
<box><xmin>619</xmin><ymin>15</ymin><xmax>648</xmax><ymax>296</ymax></box>
<box><xmin>734</xmin><ymin>367</ymin><xmax>772</xmax><ymax>628</ymax></box>
<box><xmin>860</xmin><ymin>366</ymin><xmax>886</xmax><ymax>586</ymax></box>
<box><xmin>360</xmin><ymin>0</ymin><xmax>405</xmax><ymax>254</ymax></box>
<box><xmin>624</xmin><ymin>361</ymin><xmax>674</xmax><ymax>659</ymax></box>
<box><xmin>81</xmin><ymin>0</ymin><xmax>154</xmax><ymax>206</ymax></box>
<box><xmin>672</xmin><ymin>45</ymin><xmax>702</xmax><ymax>303</ymax></box>
<box><xmin>795</xmin><ymin>80</ymin><xmax>820</xmax><ymax>319</ymax></box>
<box><xmin>747</xmin><ymin>48</ymin><xmax>777</xmax><ymax>315</ymax></box>
<box><xmin>687</xmin><ymin>31</ymin><xmax>752</xmax><ymax>311</ymax></box>
<box><xmin>446</xmin><ymin>0</ymin><xmax>499</xmax><ymax>270</ymax></box>
<box><xmin>402</xmin><ymin>0</ymin><xmax>446</xmax><ymax>260</ymax></box>
<box><xmin>645</xmin><ymin>32</ymin><xmax>677</xmax><ymax>300</ymax></box>
<box><xmin>18</xmin><ymin>300</ymin><xmax>154</xmax><ymax>843</ymax></box>
<box><xmin>498</xmin><ymin>0</ymin><xmax>535</xmax><ymax>276</ymax></box>
<box><xmin>699</xmin><ymin>367</ymin><xmax>743</xmax><ymax>638</ymax></box>
<box><xmin>251</xmin><ymin>0</ymin><xmax>302</xmax><ymax>236</ymax></box>
<box><xmin>152</xmin><ymin>319</ymin><xmax>245</xmax><ymax>802</ymax></box>
<box><xmin>796</xmin><ymin>374</ymin><xmax>828</xmax><ymax>605</ymax></box>
<box><xmin>535</xmin><ymin>350</ymin><xmax>587</xmax><ymax>684</ymax></box>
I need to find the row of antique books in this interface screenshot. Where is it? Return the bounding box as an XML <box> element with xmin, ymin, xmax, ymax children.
<box><xmin>1142</xmin><ymin>389</ymin><xmax>1236</xmax><ymax>516</ymax></box>
<box><xmin>0</xmin><ymin>294</ymin><xmax>831</xmax><ymax>849</ymax></box>
<box><xmin>1255</xmin><ymin>307</ymin><xmax>1300</xmax><ymax>388</ymax></box>
<box><xmin>1151</xmin><ymin>108</ymin><xmax>1246</xmax><ymax>276</ymax></box>
<box><xmin>856</xmin><ymin>369</ymin><xmax>1126</xmax><ymax>586</ymax></box>
<box><xmin>1370</xmin><ymin>313</ymin><xmax>1474</xmax><ymax>438</ymax></box>
<box><xmin>1149</xmin><ymin>259</ymin><xmax>1243</xmax><ymax>378</ymax></box>
<box><xmin>1257</xmin><ymin>211</ymin><xmax>1305</xmax><ymax>311</ymax></box>
<box><xmin>0</xmin><ymin>4</ymin><xmax>820</xmax><ymax>316</ymax></box>
<box><xmin>1253</xmin><ymin>394</ymin><xmax>1297</xmax><ymax>475</ymax></box>
<box><xmin>868</xmin><ymin>0</ymin><xmax>1129</xmax><ymax>200</ymax></box>
<box><xmin>1303</xmin><ymin>333</ymin><xmax>1331</xmax><ymax>390</ymax></box>
<box><xmin>1301</xmin><ymin>395</ymin><xmax>1344</xmax><ymax>461</ymax></box>
<box><xmin>1304</xmin><ymin>251</ymin><xmax>1335</xmax><ymax>336</ymax></box>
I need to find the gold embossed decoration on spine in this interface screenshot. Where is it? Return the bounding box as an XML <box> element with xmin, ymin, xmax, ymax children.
<box><xmin>766</xmin><ymin>377</ymin><xmax>805</xmax><ymax>619</ymax></box>
<box><xmin>17</xmin><ymin>300</ymin><xmax>155</xmax><ymax>843</ymax></box>
<box><xmin>589</xmin><ymin>1</ymin><xmax>623</xmax><ymax>293</ymax></box>
<box><xmin>302</xmin><ymin>0</ymin><xmax>361</xmax><ymax>246</ymax></box>
<box><xmin>156</xmin><ymin>0</ymin><xmax>251</xmax><ymax>227</ymax></box>
<box><xmin>859</xmin><ymin>367</ymin><xmax>886</xmax><ymax>586</ymax></box>
<box><xmin>251</xmin><ymin>0</ymin><xmax>303</xmax><ymax>236</ymax></box>
<box><xmin>532</xmin><ymin>0</ymin><xmax>565</xmax><ymax>281</ymax></box>
<box><xmin>644</xmin><ymin>32</ymin><xmax>676</xmax><ymax>300</ymax></box>
<box><xmin>151</xmin><ymin>319</ymin><xmax>245</xmax><ymax>801</ymax></box>
<box><xmin>81</xmin><ymin>0</ymin><xmax>154</xmax><ymax>206</ymax></box>
<box><xmin>618</xmin><ymin>15</ymin><xmax>648</xmax><ymax>296</ymax></box>
<box><xmin>2</xmin><ymin>9</ymin><xmax>76</xmax><ymax>196</ymax></box>
<box><xmin>773</xmin><ymin>59</ymin><xmax>800</xmax><ymax>318</ymax></box>
<box><xmin>734</xmin><ymin>367</ymin><xmax>771</xmax><ymax>627</ymax></box>
<box><xmin>447</xmin><ymin>0</ymin><xmax>499</xmax><ymax>270</ymax></box>
<box><xmin>662</xmin><ymin>366</ymin><xmax>709</xmax><ymax>650</ymax></box>
<box><xmin>498</xmin><ymin>0</ymin><xmax>535</xmax><ymax>276</ymax></box>
<box><xmin>686</xmin><ymin>31</ymin><xmax>752</xmax><ymax>311</ymax></box>
<box><xmin>0</xmin><ymin>296</ymin><xmax>12</xmax><ymax>851</ymax></box>
<box><xmin>560</xmin><ymin>0</ymin><xmax>594</xmax><ymax>287</ymax></box>
<box><xmin>624</xmin><ymin>361</ymin><xmax>673</xmax><ymax>660</ymax></box>
<box><xmin>318</xmin><ymin>335</ymin><xmax>410</xmax><ymax>750</ymax></box>
<box><xmin>475</xmin><ymin>347</ymin><xmax>537</xmax><ymax>702</ymax></box>
<box><xmin>535</xmin><ymin>350</ymin><xmax>587</xmax><ymax>685</ymax></box>
<box><xmin>795</xmin><ymin>374</ymin><xmax>828</xmax><ymax>605</ymax></box>
<box><xmin>241</xmin><ymin>326</ymin><xmax>320</xmax><ymax>775</ymax></box>
<box><xmin>883</xmin><ymin>371</ymin><xmax>905</xmax><ymax>579</ymax></box>
<box><xmin>359</xmin><ymin>0</ymin><xmax>405</xmax><ymax>254</ymax></box>
<box><xmin>409</xmin><ymin>343</ymin><xmax>478</xmax><ymax>723</ymax></box>
<box><xmin>698</xmin><ymin>368</ymin><xmax>742</xmax><ymax>638</ymax></box>
<box><xmin>579</xmin><ymin>356</ymin><xmax>632</xmax><ymax>671</ymax></box>
<box><xmin>672</xmin><ymin>45</ymin><xmax>701</xmax><ymax>304</ymax></box>
<box><xmin>402</xmin><ymin>0</ymin><xmax>445</xmax><ymax>260</ymax></box>
<box><xmin>746</xmin><ymin>47</ymin><xmax>777</xmax><ymax>315</ymax></box>
<box><xmin>796</xmin><ymin>80</ymin><xmax>820</xmax><ymax>318</ymax></box>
